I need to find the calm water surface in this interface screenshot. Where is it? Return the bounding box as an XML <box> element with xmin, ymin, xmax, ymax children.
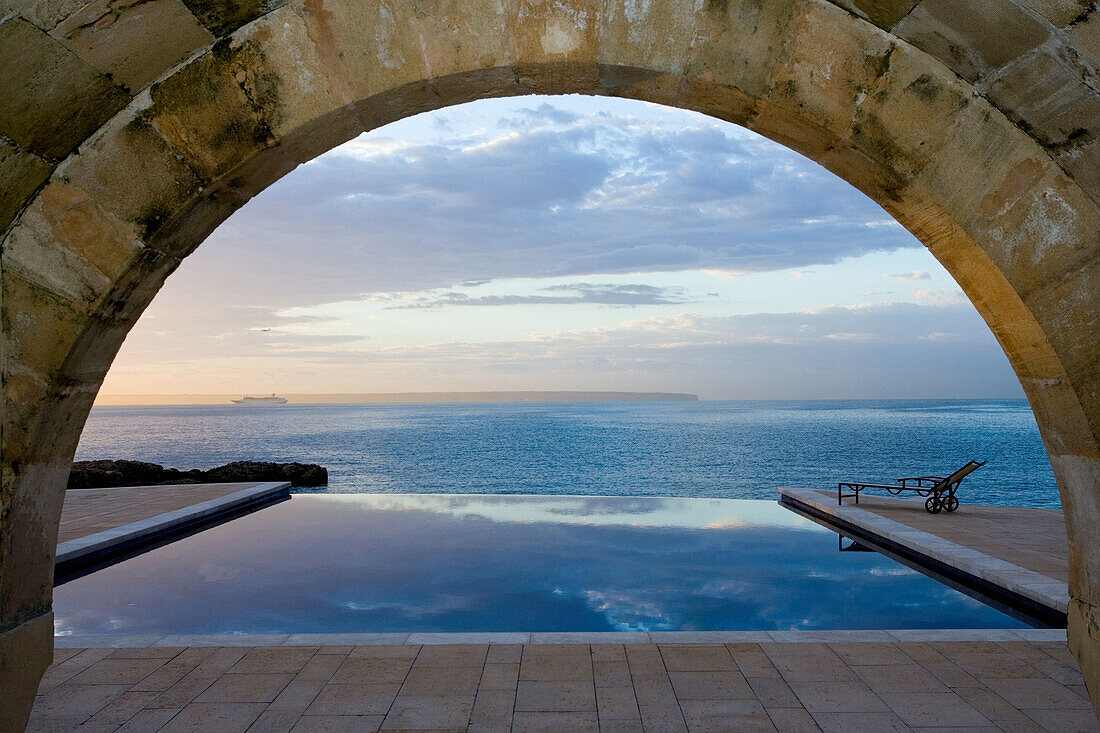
<box><xmin>53</xmin><ymin>495</ymin><xmax>1028</xmax><ymax>635</ymax></box>
<box><xmin>76</xmin><ymin>399</ymin><xmax>1060</xmax><ymax>508</ymax></box>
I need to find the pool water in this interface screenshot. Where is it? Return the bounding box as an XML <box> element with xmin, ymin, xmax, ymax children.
<box><xmin>53</xmin><ymin>494</ymin><xmax>1028</xmax><ymax>635</ymax></box>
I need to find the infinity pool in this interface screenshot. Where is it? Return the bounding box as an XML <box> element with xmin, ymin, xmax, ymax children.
<box><xmin>53</xmin><ymin>494</ymin><xmax>1028</xmax><ymax>635</ymax></box>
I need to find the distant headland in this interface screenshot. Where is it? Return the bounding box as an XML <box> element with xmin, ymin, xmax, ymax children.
<box><xmin>94</xmin><ymin>391</ymin><xmax>700</xmax><ymax>406</ymax></box>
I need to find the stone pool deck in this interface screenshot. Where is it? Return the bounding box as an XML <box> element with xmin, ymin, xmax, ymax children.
<box><xmin>31</xmin><ymin>634</ymin><xmax>1097</xmax><ymax>732</ymax></box>
<box><xmin>55</xmin><ymin>483</ymin><xmax>291</xmax><ymax>582</ymax></box>
<box><xmin>779</xmin><ymin>488</ymin><xmax>1069</xmax><ymax>625</ymax></box>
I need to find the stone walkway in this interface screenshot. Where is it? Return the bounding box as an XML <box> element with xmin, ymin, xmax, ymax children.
<box><xmin>839</xmin><ymin>492</ymin><xmax>1068</xmax><ymax>582</ymax></box>
<box><xmin>58</xmin><ymin>484</ymin><xmax>264</xmax><ymax>542</ymax></box>
<box><xmin>29</xmin><ymin>640</ymin><xmax>1099</xmax><ymax>732</ymax></box>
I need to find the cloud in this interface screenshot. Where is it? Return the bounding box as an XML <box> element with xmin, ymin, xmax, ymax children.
<box><xmin>885</xmin><ymin>271</ymin><xmax>931</xmax><ymax>281</ymax></box>
<box><xmin>912</xmin><ymin>289</ymin><xmax>969</xmax><ymax>306</ymax></box>
<box><xmin>178</xmin><ymin>95</ymin><xmax>920</xmax><ymax>311</ymax></box>
<box><xmin>390</xmin><ymin>283</ymin><xmax>690</xmax><ymax>309</ymax></box>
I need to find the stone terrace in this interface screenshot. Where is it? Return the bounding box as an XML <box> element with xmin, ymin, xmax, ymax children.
<box><xmin>29</xmin><ymin>640</ymin><xmax>1099</xmax><ymax>732</ymax></box>
<box><xmin>58</xmin><ymin>484</ymin><xmax>266</xmax><ymax>543</ymax></box>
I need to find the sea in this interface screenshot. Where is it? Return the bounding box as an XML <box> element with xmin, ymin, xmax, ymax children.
<box><xmin>74</xmin><ymin>398</ymin><xmax>1062</xmax><ymax>510</ymax></box>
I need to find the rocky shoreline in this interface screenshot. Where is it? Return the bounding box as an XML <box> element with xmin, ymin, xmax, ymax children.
<box><xmin>68</xmin><ymin>460</ymin><xmax>327</xmax><ymax>489</ymax></box>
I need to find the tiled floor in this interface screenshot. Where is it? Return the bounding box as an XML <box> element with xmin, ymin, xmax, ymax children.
<box><xmin>832</xmin><ymin>492</ymin><xmax>1069</xmax><ymax>582</ymax></box>
<box><xmin>29</xmin><ymin>641</ymin><xmax>1099</xmax><ymax>732</ymax></box>
<box><xmin>58</xmin><ymin>484</ymin><xmax>264</xmax><ymax>542</ymax></box>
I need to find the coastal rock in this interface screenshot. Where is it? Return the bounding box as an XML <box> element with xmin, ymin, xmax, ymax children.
<box><xmin>68</xmin><ymin>459</ymin><xmax>327</xmax><ymax>489</ymax></box>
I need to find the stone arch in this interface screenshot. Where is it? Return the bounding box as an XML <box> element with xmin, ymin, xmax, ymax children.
<box><xmin>2</xmin><ymin>1</ymin><xmax>1099</xmax><ymax>727</ymax></box>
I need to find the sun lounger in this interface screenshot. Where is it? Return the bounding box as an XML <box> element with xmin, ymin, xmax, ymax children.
<box><xmin>837</xmin><ymin>461</ymin><xmax>985</xmax><ymax>514</ymax></box>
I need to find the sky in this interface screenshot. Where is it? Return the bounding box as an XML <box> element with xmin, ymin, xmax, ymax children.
<box><xmin>98</xmin><ymin>95</ymin><xmax>1024</xmax><ymax>400</ymax></box>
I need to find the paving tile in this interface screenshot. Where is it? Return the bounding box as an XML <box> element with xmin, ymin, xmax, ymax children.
<box><xmin>515</xmin><ymin>680</ymin><xmax>597</xmax><ymax>712</ymax></box>
<box><xmin>630</xmin><ymin>675</ymin><xmax>679</xmax><ymax>708</ymax></box>
<box><xmin>380</xmin><ymin>694</ymin><xmax>474</xmax><ymax>730</ymax></box>
<box><xmin>131</xmin><ymin>648</ymin><xmax>220</xmax><ymax>692</ymax></box>
<box><xmin>68</xmin><ymin>656</ymin><xmax>169</xmax><ymax>686</ymax></box>
<box><xmin>731</xmin><ymin>650</ymin><xmax>780</xmax><ymax>678</ymax></box>
<box><xmin>413</xmin><ymin>644</ymin><xmax>487</xmax><ymax>668</ymax></box>
<box><xmin>116</xmin><ymin>708</ymin><xmax>183</xmax><ymax>733</ymax></box>
<box><xmin>810</xmin><ymin>711</ymin><xmax>910</xmax><ymax>732</ymax></box>
<box><xmin>160</xmin><ymin>702</ymin><xmax>267</xmax><ymax>733</ymax></box>
<box><xmin>511</xmin><ymin>711</ymin><xmax>599</xmax><ymax>732</ymax></box>
<box><xmin>110</xmin><ymin>647</ymin><xmax>187</xmax><ymax>659</ymax></box>
<box><xmin>748</xmin><ymin>677</ymin><xmax>802</xmax><ymax>708</ymax></box>
<box><xmin>878</xmin><ymin>691</ymin><xmax>991</xmax><ymax>727</ymax></box>
<box><xmin>521</xmin><ymin>653</ymin><xmax>594</xmax><ymax>681</ymax></box>
<box><xmin>980</xmin><ymin>677</ymin><xmax>1093</xmax><ymax>709</ymax></box>
<box><xmin>471</xmin><ymin>688</ymin><xmax>515</xmax><ymax>725</ymax></box>
<box><xmin>330</xmin><ymin>657</ymin><xmax>413</xmax><ymax>685</ymax></box>
<box><xmin>952</xmin><ymin>686</ymin><xmax>1040</xmax><ymax>726</ymax></box>
<box><xmin>787</xmin><ymin>679</ymin><xmax>889</xmax><ymax>713</ymax></box>
<box><xmin>595</xmin><ymin>660</ymin><xmax>633</xmax><ymax>688</ymax></box>
<box><xmin>599</xmin><ymin>720</ymin><xmax>645</xmax><ymax>732</ymax></box>
<box><xmin>302</xmin><ymin>684</ymin><xmax>400</xmax><ymax>716</ymax></box>
<box><xmin>637</xmin><ymin>704</ymin><xmax>688</xmax><ymax>733</ymax></box>
<box><xmin>659</xmin><ymin>645</ymin><xmax>736</xmax><ymax>672</ymax></box>
<box><xmin>290</xmin><ymin>714</ymin><xmax>385</xmax><ymax>732</ymax></box>
<box><xmin>400</xmin><ymin>664</ymin><xmax>482</xmax><ymax>696</ymax></box>
<box><xmin>480</xmin><ymin>663</ymin><xmax>520</xmax><ymax>690</ymax></box>
<box><xmin>1020</xmin><ymin>707</ymin><xmax>1100</xmax><ymax>732</ymax></box>
<box><xmin>230</xmin><ymin>648</ymin><xmax>318</xmax><ymax>674</ymax></box>
<box><xmin>764</xmin><ymin>707</ymin><xmax>821</xmax><ymax>732</ymax></box>
<box><xmin>668</xmin><ymin>670</ymin><xmax>754</xmax><ymax>700</ymax></box>
<box><xmin>196</xmin><ymin>673</ymin><xmax>294</xmax><ymax>704</ymax></box>
<box><xmin>679</xmin><ymin>699</ymin><xmax>776</xmax><ymax>732</ymax></box>
<box><xmin>487</xmin><ymin>644</ymin><xmax>524</xmax><ymax>664</ymax></box>
<box><xmin>596</xmin><ymin>685</ymin><xmax>640</xmax><ymax>720</ymax></box>
<box><xmin>82</xmin><ymin>689</ymin><xmax>159</xmax><ymax>726</ymax></box>
<box><xmin>267</xmin><ymin>678</ymin><xmax>326</xmax><ymax>713</ymax></box>
<box><xmin>827</xmin><ymin>643</ymin><xmax>912</xmax><ymax>666</ymax></box>
<box><xmin>295</xmin><ymin>654</ymin><xmax>344</xmax><ymax>682</ymax></box>
<box><xmin>592</xmin><ymin>645</ymin><xmax>627</xmax><ymax>662</ymax></box>
<box><xmin>246</xmin><ymin>709</ymin><xmax>301</xmax><ymax>732</ymax></box>
<box><xmin>853</xmin><ymin>664</ymin><xmax>949</xmax><ymax>694</ymax></box>
<box><xmin>31</xmin><ymin>683</ymin><xmax>131</xmax><ymax>720</ymax></box>
<box><xmin>348</xmin><ymin>645</ymin><xmax>420</xmax><ymax>660</ymax></box>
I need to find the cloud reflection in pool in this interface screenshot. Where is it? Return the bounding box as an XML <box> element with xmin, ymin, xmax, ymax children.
<box><xmin>53</xmin><ymin>494</ymin><xmax>1027</xmax><ymax>635</ymax></box>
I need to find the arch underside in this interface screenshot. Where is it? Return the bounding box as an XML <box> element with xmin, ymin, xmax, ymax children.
<box><xmin>1</xmin><ymin>0</ymin><xmax>1099</xmax><ymax>726</ymax></box>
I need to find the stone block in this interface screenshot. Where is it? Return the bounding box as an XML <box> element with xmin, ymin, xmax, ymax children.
<box><xmin>984</xmin><ymin>49</ymin><xmax>1100</xmax><ymax>151</ymax></box>
<box><xmin>141</xmin><ymin>38</ymin><xmax>278</xmax><ymax>181</ymax></box>
<box><xmin>850</xmin><ymin>41</ymin><xmax>974</xmax><ymax>179</ymax></box>
<box><xmin>180</xmin><ymin>0</ymin><xmax>285</xmax><ymax>36</ymax></box>
<box><xmin>1068</xmin><ymin>7</ymin><xmax>1100</xmax><ymax>71</ymax></box>
<box><xmin>831</xmin><ymin>1</ymin><xmax>919</xmax><ymax>30</ymax></box>
<box><xmin>599</xmin><ymin>0</ymin><xmax>697</xmax><ymax>76</ymax></box>
<box><xmin>1055</xmin><ymin>137</ymin><xmax>1100</xmax><ymax>209</ymax></box>
<box><xmin>687</xmin><ymin>0</ymin><xmax>809</xmax><ymax>101</ymax></box>
<box><xmin>1019</xmin><ymin>0</ymin><xmax>1093</xmax><ymax>28</ymax></box>
<box><xmin>767</xmin><ymin>0</ymin><xmax>893</xmax><ymax>140</ymax></box>
<box><xmin>0</xmin><ymin>613</ymin><xmax>53</xmax><ymax>733</ymax></box>
<box><xmin>51</xmin><ymin>0</ymin><xmax>214</xmax><ymax>92</ymax></box>
<box><xmin>1025</xmin><ymin>255</ymin><xmax>1100</xmax><ymax>411</ymax></box>
<box><xmin>402</xmin><ymin>0</ymin><xmax>519</xmax><ymax>80</ymax></box>
<box><xmin>977</xmin><ymin>162</ymin><xmax>1100</xmax><ymax>299</ymax></box>
<box><xmin>297</xmin><ymin>0</ymin><xmax>436</xmax><ymax>107</ymax></box>
<box><xmin>4</xmin><ymin>180</ymin><xmax>142</xmax><ymax>303</ymax></box>
<box><xmin>0</xmin><ymin>272</ymin><xmax>89</xmax><ymax>375</ymax></box>
<box><xmin>0</xmin><ymin>18</ymin><xmax>128</xmax><ymax>160</ymax></box>
<box><xmin>0</xmin><ymin>139</ymin><xmax>53</xmax><ymax>235</ymax></box>
<box><xmin>0</xmin><ymin>0</ymin><xmax>87</xmax><ymax>31</ymax></box>
<box><xmin>894</xmin><ymin>0</ymin><xmax>1050</xmax><ymax>82</ymax></box>
<box><xmin>513</xmin><ymin>0</ymin><xmax>599</xmax><ymax>66</ymax></box>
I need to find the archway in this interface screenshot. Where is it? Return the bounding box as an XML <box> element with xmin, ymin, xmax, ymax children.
<box><xmin>3</xmin><ymin>2</ymin><xmax>1099</xmax><ymax>727</ymax></box>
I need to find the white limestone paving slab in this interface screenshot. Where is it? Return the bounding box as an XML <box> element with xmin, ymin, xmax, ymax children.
<box><xmin>778</xmin><ymin>487</ymin><xmax>1069</xmax><ymax>615</ymax></box>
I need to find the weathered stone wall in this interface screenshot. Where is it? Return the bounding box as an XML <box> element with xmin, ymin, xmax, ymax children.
<box><xmin>2</xmin><ymin>1</ymin><xmax>1098</xmax><ymax>728</ymax></box>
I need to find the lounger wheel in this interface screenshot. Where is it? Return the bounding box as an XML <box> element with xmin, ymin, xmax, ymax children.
<box><xmin>925</xmin><ymin>496</ymin><xmax>943</xmax><ymax>514</ymax></box>
<box><xmin>943</xmin><ymin>496</ymin><xmax>959</xmax><ymax>512</ymax></box>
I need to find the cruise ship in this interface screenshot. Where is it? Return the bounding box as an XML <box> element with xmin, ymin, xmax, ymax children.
<box><xmin>232</xmin><ymin>394</ymin><xmax>288</xmax><ymax>405</ymax></box>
